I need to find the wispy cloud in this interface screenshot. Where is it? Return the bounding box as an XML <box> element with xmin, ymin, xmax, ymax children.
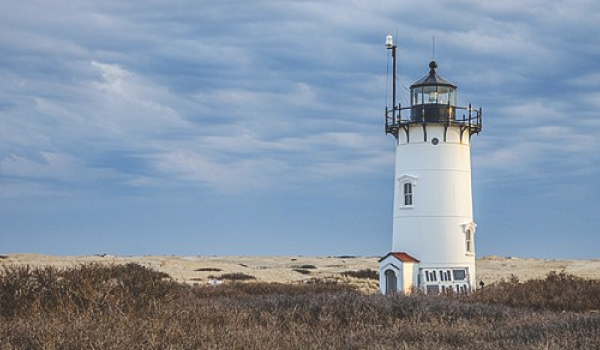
<box><xmin>1</xmin><ymin>0</ymin><xmax>600</xmax><ymax>256</ymax></box>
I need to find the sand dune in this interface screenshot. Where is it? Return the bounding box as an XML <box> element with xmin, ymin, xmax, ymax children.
<box><xmin>2</xmin><ymin>254</ymin><xmax>599</xmax><ymax>294</ymax></box>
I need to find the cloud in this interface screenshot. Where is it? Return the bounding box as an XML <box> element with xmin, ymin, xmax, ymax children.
<box><xmin>2</xmin><ymin>0</ymin><xmax>600</xmax><ymax>257</ymax></box>
<box><xmin>2</xmin><ymin>0</ymin><xmax>599</xmax><ymax>198</ymax></box>
<box><xmin>88</xmin><ymin>61</ymin><xmax>189</xmax><ymax>136</ymax></box>
<box><xmin>143</xmin><ymin>128</ymin><xmax>391</xmax><ymax>194</ymax></box>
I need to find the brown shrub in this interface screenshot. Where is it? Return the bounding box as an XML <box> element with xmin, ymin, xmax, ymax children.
<box><xmin>213</xmin><ymin>272</ymin><xmax>256</xmax><ymax>281</ymax></box>
<box><xmin>1</xmin><ymin>265</ymin><xmax>600</xmax><ymax>350</ymax></box>
<box><xmin>472</xmin><ymin>271</ymin><xmax>600</xmax><ymax>312</ymax></box>
<box><xmin>341</xmin><ymin>269</ymin><xmax>379</xmax><ymax>280</ymax></box>
<box><xmin>291</xmin><ymin>264</ymin><xmax>317</xmax><ymax>269</ymax></box>
<box><xmin>0</xmin><ymin>263</ymin><xmax>182</xmax><ymax>317</ymax></box>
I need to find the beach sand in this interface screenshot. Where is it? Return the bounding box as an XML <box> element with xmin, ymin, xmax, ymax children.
<box><xmin>2</xmin><ymin>254</ymin><xmax>599</xmax><ymax>294</ymax></box>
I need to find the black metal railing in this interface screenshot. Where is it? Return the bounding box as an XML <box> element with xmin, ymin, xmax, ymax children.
<box><xmin>386</xmin><ymin>103</ymin><xmax>482</xmax><ymax>137</ymax></box>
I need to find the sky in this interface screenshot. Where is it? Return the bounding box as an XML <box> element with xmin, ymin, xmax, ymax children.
<box><xmin>1</xmin><ymin>0</ymin><xmax>599</xmax><ymax>259</ymax></box>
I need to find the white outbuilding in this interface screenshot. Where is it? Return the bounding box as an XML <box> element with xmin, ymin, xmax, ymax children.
<box><xmin>380</xmin><ymin>36</ymin><xmax>483</xmax><ymax>295</ymax></box>
<box><xmin>379</xmin><ymin>252</ymin><xmax>420</xmax><ymax>295</ymax></box>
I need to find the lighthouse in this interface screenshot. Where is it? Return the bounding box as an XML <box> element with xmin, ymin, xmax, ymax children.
<box><xmin>379</xmin><ymin>36</ymin><xmax>483</xmax><ymax>295</ymax></box>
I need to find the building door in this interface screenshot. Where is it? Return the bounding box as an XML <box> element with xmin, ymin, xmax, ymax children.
<box><xmin>385</xmin><ymin>269</ymin><xmax>397</xmax><ymax>295</ymax></box>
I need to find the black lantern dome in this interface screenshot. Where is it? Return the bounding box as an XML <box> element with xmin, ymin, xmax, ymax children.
<box><xmin>409</xmin><ymin>61</ymin><xmax>457</xmax><ymax>122</ymax></box>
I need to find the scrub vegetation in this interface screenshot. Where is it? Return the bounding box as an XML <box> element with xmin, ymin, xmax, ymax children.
<box><xmin>209</xmin><ymin>272</ymin><xmax>256</xmax><ymax>281</ymax></box>
<box><xmin>342</xmin><ymin>269</ymin><xmax>379</xmax><ymax>280</ymax></box>
<box><xmin>1</xmin><ymin>263</ymin><xmax>599</xmax><ymax>349</ymax></box>
<box><xmin>195</xmin><ymin>267</ymin><xmax>222</xmax><ymax>272</ymax></box>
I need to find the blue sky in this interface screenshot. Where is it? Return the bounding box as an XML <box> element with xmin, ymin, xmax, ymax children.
<box><xmin>1</xmin><ymin>0</ymin><xmax>599</xmax><ymax>258</ymax></box>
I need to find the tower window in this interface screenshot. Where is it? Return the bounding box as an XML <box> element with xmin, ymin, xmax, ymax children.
<box><xmin>465</xmin><ymin>229</ymin><xmax>473</xmax><ymax>253</ymax></box>
<box><xmin>462</xmin><ymin>223</ymin><xmax>477</xmax><ymax>255</ymax></box>
<box><xmin>397</xmin><ymin>175</ymin><xmax>417</xmax><ymax>209</ymax></box>
<box><xmin>404</xmin><ymin>183</ymin><xmax>413</xmax><ymax>206</ymax></box>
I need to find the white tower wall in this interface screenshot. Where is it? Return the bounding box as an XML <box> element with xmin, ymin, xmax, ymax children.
<box><xmin>392</xmin><ymin>124</ymin><xmax>477</xmax><ymax>290</ymax></box>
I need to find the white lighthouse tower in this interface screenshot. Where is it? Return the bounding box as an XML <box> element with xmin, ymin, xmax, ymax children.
<box><xmin>379</xmin><ymin>36</ymin><xmax>483</xmax><ymax>295</ymax></box>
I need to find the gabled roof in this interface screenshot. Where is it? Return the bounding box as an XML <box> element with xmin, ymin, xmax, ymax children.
<box><xmin>379</xmin><ymin>252</ymin><xmax>420</xmax><ymax>263</ymax></box>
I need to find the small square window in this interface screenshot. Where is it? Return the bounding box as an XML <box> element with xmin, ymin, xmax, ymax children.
<box><xmin>453</xmin><ymin>269</ymin><xmax>466</xmax><ymax>281</ymax></box>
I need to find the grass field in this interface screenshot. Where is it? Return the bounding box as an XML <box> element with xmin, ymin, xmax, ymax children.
<box><xmin>1</xmin><ymin>263</ymin><xmax>599</xmax><ymax>349</ymax></box>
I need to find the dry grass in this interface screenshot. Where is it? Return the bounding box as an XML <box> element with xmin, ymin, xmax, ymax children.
<box><xmin>0</xmin><ymin>263</ymin><xmax>181</xmax><ymax>318</ymax></box>
<box><xmin>471</xmin><ymin>271</ymin><xmax>600</xmax><ymax>313</ymax></box>
<box><xmin>1</xmin><ymin>264</ymin><xmax>599</xmax><ymax>349</ymax></box>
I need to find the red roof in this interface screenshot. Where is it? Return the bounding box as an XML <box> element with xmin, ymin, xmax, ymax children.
<box><xmin>379</xmin><ymin>252</ymin><xmax>420</xmax><ymax>263</ymax></box>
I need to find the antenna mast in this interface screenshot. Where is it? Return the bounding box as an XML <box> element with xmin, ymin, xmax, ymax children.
<box><xmin>386</xmin><ymin>35</ymin><xmax>398</xmax><ymax>128</ymax></box>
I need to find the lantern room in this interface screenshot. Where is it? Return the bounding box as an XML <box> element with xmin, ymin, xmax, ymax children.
<box><xmin>384</xmin><ymin>44</ymin><xmax>482</xmax><ymax>139</ymax></box>
<box><xmin>410</xmin><ymin>60</ymin><xmax>457</xmax><ymax>122</ymax></box>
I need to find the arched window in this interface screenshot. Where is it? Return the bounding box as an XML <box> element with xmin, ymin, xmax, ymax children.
<box><xmin>462</xmin><ymin>223</ymin><xmax>477</xmax><ymax>255</ymax></box>
<box><xmin>404</xmin><ymin>183</ymin><xmax>413</xmax><ymax>206</ymax></box>
<box><xmin>465</xmin><ymin>229</ymin><xmax>473</xmax><ymax>253</ymax></box>
<box><xmin>397</xmin><ymin>175</ymin><xmax>417</xmax><ymax>209</ymax></box>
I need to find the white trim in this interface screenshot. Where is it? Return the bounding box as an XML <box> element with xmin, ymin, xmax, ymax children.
<box><xmin>381</xmin><ymin>262</ymin><xmax>400</xmax><ymax>271</ymax></box>
<box><xmin>397</xmin><ymin>174</ymin><xmax>418</xmax><ymax>185</ymax></box>
<box><xmin>462</xmin><ymin>222</ymin><xmax>477</xmax><ymax>233</ymax></box>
